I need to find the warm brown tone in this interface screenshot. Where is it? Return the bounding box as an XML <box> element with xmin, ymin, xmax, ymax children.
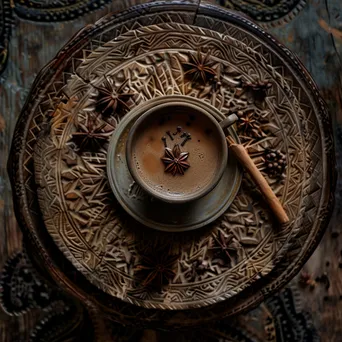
<box><xmin>132</xmin><ymin>111</ymin><xmax>223</xmax><ymax>198</ymax></box>
<box><xmin>1</xmin><ymin>0</ymin><xmax>339</xmax><ymax>339</ymax></box>
<box><xmin>9</xmin><ymin>1</ymin><xmax>335</xmax><ymax>324</ymax></box>
<box><xmin>107</xmin><ymin>95</ymin><xmax>240</xmax><ymax>231</ymax></box>
<box><xmin>227</xmin><ymin>137</ymin><xmax>289</xmax><ymax>224</ymax></box>
<box><xmin>161</xmin><ymin>145</ymin><xmax>190</xmax><ymax>176</ymax></box>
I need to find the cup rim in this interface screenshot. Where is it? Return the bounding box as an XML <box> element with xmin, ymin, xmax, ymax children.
<box><xmin>125</xmin><ymin>98</ymin><xmax>228</xmax><ymax>204</ymax></box>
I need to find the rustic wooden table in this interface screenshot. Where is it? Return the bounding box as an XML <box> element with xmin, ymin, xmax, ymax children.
<box><xmin>0</xmin><ymin>0</ymin><xmax>341</xmax><ymax>340</ymax></box>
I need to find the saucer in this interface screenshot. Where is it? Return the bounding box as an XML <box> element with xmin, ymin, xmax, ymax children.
<box><xmin>107</xmin><ymin>96</ymin><xmax>242</xmax><ymax>232</ymax></box>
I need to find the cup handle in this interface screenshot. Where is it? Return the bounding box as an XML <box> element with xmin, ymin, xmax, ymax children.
<box><xmin>219</xmin><ymin>114</ymin><xmax>239</xmax><ymax>131</ymax></box>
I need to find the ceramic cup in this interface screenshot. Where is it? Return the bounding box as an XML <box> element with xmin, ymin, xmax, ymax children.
<box><xmin>126</xmin><ymin>99</ymin><xmax>238</xmax><ymax>204</ymax></box>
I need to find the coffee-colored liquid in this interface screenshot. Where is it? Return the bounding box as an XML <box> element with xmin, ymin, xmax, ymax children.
<box><xmin>132</xmin><ymin>110</ymin><xmax>223</xmax><ymax>198</ymax></box>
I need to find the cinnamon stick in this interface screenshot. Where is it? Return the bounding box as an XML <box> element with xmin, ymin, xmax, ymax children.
<box><xmin>227</xmin><ymin>137</ymin><xmax>289</xmax><ymax>224</ymax></box>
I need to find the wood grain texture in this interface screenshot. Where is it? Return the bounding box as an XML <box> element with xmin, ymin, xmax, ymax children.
<box><xmin>0</xmin><ymin>0</ymin><xmax>148</xmax><ymax>340</ymax></box>
<box><xmin>265</xmin><ymin>1</ymin><xmax>342</xmax><ymax>341</ymax></box>
<box><xmin>0</xmin><ymin>0</ymin><xmax>341</xmax><ymax>340</ymax></box>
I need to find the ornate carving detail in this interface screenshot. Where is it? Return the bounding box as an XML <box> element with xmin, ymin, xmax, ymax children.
<box><xmin>0</xmin><ymin>251</ymin><xmax>319</xmax><ymax>340</ymax></box>
<box><xmin>28</xmin><ymin>300</ymin><xmax>94</xmax><ymax>342</ymax></box>
<box><xmin>262</xmin><ymin>287</ymin><xmax>320</xmax><ymax>342</ymax></box>
<box><xmin>219</xmin><ymin>0</ymin><xmax>307</xmax><ymax>27</ymax></box>
<box><xmin>31</xmin><ymin>22</ymin><xmax>321</xmax><ymax>309</ymax></box>
<box><xmin>13</xmin><ymin>0</ymin><xmax>111</xmax><ymax>22</ymax></box>
<box><xmin>31</xmin><ymin>25</ymin><xmax>274</xmax><ymax>308</ymax></box>
<box><xmin>8</xmin><ymin>2</ymin><xmax>335</xmax><ymax>327</ymax></box>
<box><xmin>28</xmin><ymin>20</ymin><xmax>307</xmax><ymax>307</ymax></box>
<box><xmin>0</xmin><ymin>251</ymin><xmax>54</xmax><ymax>315</ymax></box>
<box><xmin>0</xmin><ymin>250</ymin><xmax>101</xmax><ymax>340</ymax></box>
<box><xmin>0</xmin><ymin>0</ymin><xmax>13</xmax><ymax>75</ymax></box>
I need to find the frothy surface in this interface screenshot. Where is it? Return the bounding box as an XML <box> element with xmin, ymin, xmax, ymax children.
<box><xmin>131</xmin><ymin>107</ymin><xmax>224</xmax><ymax>199</ymax></box>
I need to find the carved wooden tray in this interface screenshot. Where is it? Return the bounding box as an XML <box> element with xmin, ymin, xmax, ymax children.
<box><xmin>8</xmin><ymin>1</ymin><xmax>336</xmax><ymax>327</ymax></box>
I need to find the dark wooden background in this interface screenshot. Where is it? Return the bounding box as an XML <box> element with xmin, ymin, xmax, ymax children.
<box><xmin>266</xmin><ymin>2</ymin><xmax>342</xmax><ymax>340</ymax></box>
<box><xmin>0</xmin><ymin>0</ymin><xmax>341</xmax><ymax>340</ymax></box>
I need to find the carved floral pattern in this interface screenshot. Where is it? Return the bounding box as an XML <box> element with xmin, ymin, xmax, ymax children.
<box><xmin>30</xmin><ymin>22</ymin><xmax>325</xmax><ymax>310</ymax></box>
<box><xmin>0</xmin><ymin>250</ymin><xmax>319</xmax><ymax>340</ymax></box>
<box><xmin>9</xmin><ymin>3</ymin><xmax>334</xmax><ymax>325</ymax></box>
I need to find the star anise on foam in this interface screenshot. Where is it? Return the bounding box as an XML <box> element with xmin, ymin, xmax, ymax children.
<box><xmin>182</xmin><ymin>50</ymin><xmax>216</xmax><ymax>85</ymax></box>
<box><xmin>95</xmin><ymin>76</ymin><xmax>134</xmax><ymax>116</ymax></box>
<box><xmin>71</xmin><ymin>117</ymin><xmax>112</xmax><ymax>152</ymax></box>
<box><xmin>209</xmin><ymin>230</ymin><xmax>240</xmax><ymax>265</ymax></box>
<box><xmin>161</xmin><ymin>144</ymin><xmax>190</xmax><ymax>176</ymax></box>
<box><xmin>134</xmin><ymin>252</ymin><xmax>179</xmax><ymax>288</ymax></box>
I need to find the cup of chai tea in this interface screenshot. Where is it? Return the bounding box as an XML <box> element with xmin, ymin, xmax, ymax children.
<box><xmin>126</xmin><ymin>99</ymin><xmax>238</xmax><ymax>204</ymax></box>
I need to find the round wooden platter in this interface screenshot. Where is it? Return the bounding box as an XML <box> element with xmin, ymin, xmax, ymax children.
<box><xmin>8</xmin><ymin>1</ymin><xmax>336</xmax><ymax>328</ymax></box>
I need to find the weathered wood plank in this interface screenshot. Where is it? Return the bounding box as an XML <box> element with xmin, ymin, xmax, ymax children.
<box><xmin>267</xmin><ymin>1</ymin><xmax>342</xmax><ymax>341</ymax></box>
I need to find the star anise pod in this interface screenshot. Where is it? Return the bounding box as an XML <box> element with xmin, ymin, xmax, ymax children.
<box><xmin>237</xmin><ymin>110</ymin><xmax>265</xmax><ymax>138</ymax></box>
<box><xmin>209</xmin><ymin>230</ymin><xmax>239</xmax><ymax>265</ymax></box>
<box><xmin>71</xmin><ymin>118</ymin><xmax>112</xmax><ymax>152</ymax></box>
<box><xmin>95</xmin><ymin>76</ymin><xmax>134</xmax><ymax>116</ymax></box>
<box><xmin>161</xmin><ymin>144</ymin><xmax>190</xmax><ymax>176</ymax></box>
<box><xmin>134</xmin><ymin>252</ymin><xmax>179</xmax><ymax>288</ymax></box>
<box><xmin>182</xmin><ymin>50</ymin><xmax>216</xmax><ymax>85</ymax></box>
